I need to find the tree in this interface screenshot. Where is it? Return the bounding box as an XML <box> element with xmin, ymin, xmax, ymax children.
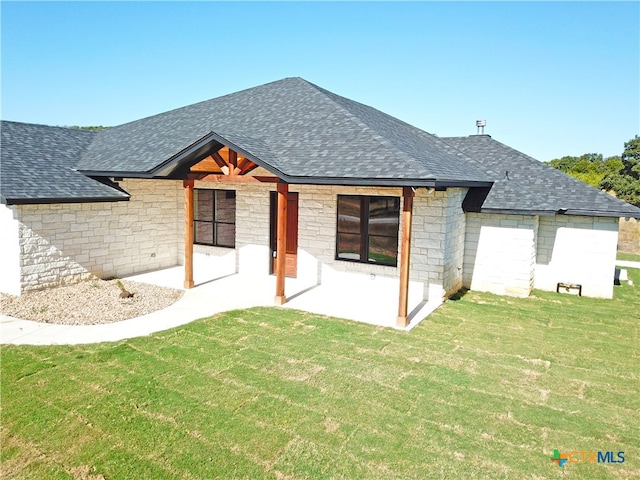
<box><xmin>546</xmin><ymin>153</ymin><xmax>608</xmax><ymax>187</ymax></box>
<box><xmin>545</xmin><ymin>137</ymin><xmax>640</xmax><ymax>207</ymax></box>
<box><xmin>70</xmin><ymin>125</ymin><xmax>108</xmax><ymax>131</ymax></box>
<box><xmin>599</xmin><ymin>136</ymin><xmax>640</xmax><ymax>207</ymax></box>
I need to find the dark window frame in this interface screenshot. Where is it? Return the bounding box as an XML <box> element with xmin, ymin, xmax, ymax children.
<box><xmin>193</xmin><ymin>189</ymin><xmax>236</xmax><ymax>248</ymax></box>
<box><xmin>335</xmin><ymin>194</ymin><xmax>400</xmax><ymax>267</ymax></box>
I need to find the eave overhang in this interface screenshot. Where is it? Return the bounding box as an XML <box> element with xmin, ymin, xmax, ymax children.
<box><xmin>77</xmin><ymin>131</ymin><xmax>495</xmax><ymax>188</ymax></box>
<box><xmin>560</xmin><ymin>209</ymin><xmax>640</xmax><ymax>220</ymax></box>
<box><xmin>2</xmin><ymin>195</ymin><xmax>130</xmax><ymax>206</ymax></box>
<box><xmin>463</xmin><ymin>206</ymin><xmax>640</xmax><ymax>220</ymax></box>
<box><xmin>269</xmin><ymin>176</ymin><xmax>493</xmax><ymax>188</ymax></box>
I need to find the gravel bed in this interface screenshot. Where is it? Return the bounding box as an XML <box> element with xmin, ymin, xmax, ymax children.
<box><xmin>0</xmin><ymin>279</ymin><xmax>184</xmax><ymax>325</ymax></box>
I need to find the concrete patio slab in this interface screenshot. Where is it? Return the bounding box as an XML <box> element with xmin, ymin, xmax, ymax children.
<box><xmin>1</xmin><ymin>267</ymin><xmax>435</xmax><ymax>346</ymax></box>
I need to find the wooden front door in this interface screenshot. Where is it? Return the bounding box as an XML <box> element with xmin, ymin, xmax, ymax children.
<box><xmin>270</xmin><ymin>191</ymin><xmax>298</xmax><ymax>277</ymax></box>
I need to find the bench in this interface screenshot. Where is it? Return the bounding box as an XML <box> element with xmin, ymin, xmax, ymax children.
<box><xmin>556</xmin><ymin>282</ymin><xmax>582</xmax><ymax>296</ymax></box>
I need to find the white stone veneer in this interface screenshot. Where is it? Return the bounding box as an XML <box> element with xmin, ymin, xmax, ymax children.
<box><xmin>227</xmin><ymin>183</ymin><xmax>467</xmax><ymax>309</ymax></box>
<box><xmin>463</xmin><ymin>212</ymin><xmax>619</xmax><ymax>299</ymax></box>
<box><xmin>7</xmin><ymin>177</ymin><xmax>619</xmax><ymax>303</ymax></box>
<box><xmin>12</xmin><ymin>179</ymin><xmax>182</xmax><ymax>293</ymax></box>
<box><xmin>5</xmin><ymin>179</ymin><xmax>468</xmax><ymax>311</ymax></box>
<box><xmin>463</xmin><ymin>213</ymin><xmax>538</xmax><ymax>297</ymax></box>
<box><xmin>535</xmin><ymin>215</ymin><xmax>618</xmax><ymax>298</ymax></box>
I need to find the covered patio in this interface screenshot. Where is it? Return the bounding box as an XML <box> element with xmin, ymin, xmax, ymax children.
<box><xmin>179</xmin><ymin>139</ymin><xmax>426</xmax><ymax>328</ymax></box>
<box><xmin>125</xmin><ymin>266</ymin><xmax>440</xmax><ymax>330</ymax></box>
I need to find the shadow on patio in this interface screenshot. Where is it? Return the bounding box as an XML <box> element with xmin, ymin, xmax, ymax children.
<box><xmin>124</xmin><ymin>266</ymin><xmax>441</xmax><ymax>330</ymax></box>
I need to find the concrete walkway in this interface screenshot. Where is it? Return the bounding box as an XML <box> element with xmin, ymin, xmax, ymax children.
<box><xmin>615</xmin><ymin>260</ymin><xmax>640</xmax><ymax>269</ymax></box>
<box><xmin>1</xmin><ymin>268</ymin><xmax>438</xmax><ymax>346</ymax></box>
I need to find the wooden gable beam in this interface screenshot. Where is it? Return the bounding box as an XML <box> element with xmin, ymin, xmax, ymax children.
<box><xmin>187</xmin><ymin>173</ymin><xmax>278</xmax><ymax>183</ymax></box>
<box><xmin>236</xmin><ymin>157</ymin><xmax>258</xmax><ymax>175</ymax></box>
<box><xmin>228</xmin><ymin>150</ymin><xmax>240</xmax><ymax>174</ymax></box>
<box><xmin>189</xmin><ymin>147</ymin><xmax>259</xmax><ymax>177</ymax></box>
<box><xmin>211</xmin><ymin>151</ymin><xmax>230</xmax><ymax>175</ymax></box>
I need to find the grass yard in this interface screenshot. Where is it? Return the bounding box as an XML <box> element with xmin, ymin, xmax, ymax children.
<box><xmin>2</xmin><ymin>270</ymin><xmax>639</xmax><ymax>479</ymax></box>
<box><xmin>617</xmin><ymin>251</ymin><xmax>640</xmax><ymax>263</ymax></box>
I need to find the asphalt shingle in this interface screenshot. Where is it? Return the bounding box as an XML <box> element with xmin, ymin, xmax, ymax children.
<box><xmin>77</xmin><ymin>78</ymin><xmax>491</xmax><ymax>185</ymax></box>
<box><xmin>442</xmin><ymin>135</ymin><xmax>640</xmax><ymax>218</ymax></box>
<box><xmin>2</xmin><ymin>77</ymin><xmax>639</xmax><ymax>219</ymax></box>
<box><xmin>0</xmin><ymin>121</ymin><xmax>129</xmax><ymax>204</ymax></box>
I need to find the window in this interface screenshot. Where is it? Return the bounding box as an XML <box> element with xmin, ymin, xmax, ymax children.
<box><xmin>336</xmin><ymin>195</ymin><xmax>400</xmax><ymax>266</ymax></box>
<box><xmin>194</xmin><ymin>189</ymin><xmax>236</xmax><ymax>247</ymax></box>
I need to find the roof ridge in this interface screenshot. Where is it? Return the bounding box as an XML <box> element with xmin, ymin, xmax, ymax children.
<box><xmin>305</xmin><ymin>84</ymin><xmax>493</xmax><ymax>182</ymax></box>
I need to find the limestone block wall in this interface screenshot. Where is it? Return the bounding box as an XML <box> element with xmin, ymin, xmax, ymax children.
<box><xmin>229</xmin><ymin>183</ymin><xmax>460</xmax><ymax>308</ymax></box>
<box><xmin>233</xmin><ymin>183</ymin><xmax>408</xmax><ymax>281</ymax></box>
<box><xmin>15</xmin><ymin>179</ymin><xmax>182</xmax><ymax>293</ymax></box>
<box><xmin>0</xmin><ymin>204</ymin><xmax>21</xmax><ymax>295</ymax></box>
<box><xmin>408</xmin><ymin>188</ymin><xmax>467</xmax><ymax>302</ymax></box>
<box><xmin>463</xmin><ymin>213</ymin><xmax>538</xmax><ymax>297</ymax></box>
<box><xmin>535</xmin><ymin>215</ymin><xmax>618</xmax><ymax>298</ymax></box>
<box><xmin>232</xmin><ymin>182</ymin><xmax>272</xmax><ymax>278</ymax></box>
<box><xmin>443</xmin><ymin>188</ymin><xmax>467</xmax><ymax>296</ymax></box>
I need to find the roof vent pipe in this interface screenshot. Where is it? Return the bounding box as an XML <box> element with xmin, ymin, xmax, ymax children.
<box><xmin>476</xmin><ymin>120</ymin><xmax>486</xmax><ymax>135</ymax></box>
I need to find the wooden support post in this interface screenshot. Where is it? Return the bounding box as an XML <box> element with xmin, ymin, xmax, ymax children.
<box><xmin>184</xmin><ymin>180</ymin><xmax>195</xmax><ymax>289</ymax></box>
<box><xmin>228</xmin><ymin>149</ymin><xmax>240</xmax><ymax>174</ymax></box>
<box><xmin>397</xmin><ymin>187</ymin><xmax>414</xmax><ymax>327</ymax></box>
<box><xmin>274</xmin><ymin>181</ymin><xmax>288</xmax><ymax>305</ymax></box>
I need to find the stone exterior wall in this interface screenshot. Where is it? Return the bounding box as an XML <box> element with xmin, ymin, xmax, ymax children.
<box><xmin>0</xmin><ymin>204</ymin><xmax>21</xmax><ymax>295</ymax></box>
<box><xmin>443</xmin><ymin>188</ymin><xmax>467</xmax><ymax>296</ymax></box>
<box><xmin>535</xmin><ymin>215</ymin><xmax>618</xmax><ymax>298</ymax></box>
<box><xmin>463</xmin><ymin>213</ymin><xmax>538</xmax><ymax>297</ymax></box>
<box><xmin>408</xmin><ymin>188</ymin><xmax>467</xmax><ymax>301</ymax></box>
<box><xmin>229</xmin><ymin>182</ymin><xmax>409</xmax><ymax>283</ymax></box>
<box><xmin>3</xmin><ymin>179</ymin><xmax>466</xmax><ymax>309</ymax></box>
<box><xmin>13</xmin><ymin>179</ymin><xmax>182</xmax><ymax>293</ymax></box>
<box><xmin>6</xmin><ymin>177</ymin><xmax>620</xmax><ymax>303</ymax></box>
<box><xmin>225</xmin><ymin>183</ymin><xmax>465</xmax><ymax>307</ymax></box>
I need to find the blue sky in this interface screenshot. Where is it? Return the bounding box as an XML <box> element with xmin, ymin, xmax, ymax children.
<box><xmin>1</xmin><ymin>1</ymin><xmax>638</xmax><ymax>161</ymax></box>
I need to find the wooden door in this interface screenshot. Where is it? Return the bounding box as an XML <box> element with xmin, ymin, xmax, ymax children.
<box><xmin>270</xmin><ymin>191</ymin><xmax>298</xmax><ymax>277</ymax></box>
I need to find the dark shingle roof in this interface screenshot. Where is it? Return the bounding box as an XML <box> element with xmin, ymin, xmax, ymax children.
<box><xmin>442</xmin><ymin>135</ymin><xmax>640</xmax><ymax>218</ymax></box>
<box><xmin>77</xmin><ymin>77</ymin><xmax>492</xmax><ymax>186</ymax></box>
<box><xmin>3</xmin><ymin>77</ymin><xmax>639</xmax><ymax>219</ymax></box>
<box><xmin>0</xmin><ymin>121</ymin><xmax>129</xmax><ymax>204</ymax></box>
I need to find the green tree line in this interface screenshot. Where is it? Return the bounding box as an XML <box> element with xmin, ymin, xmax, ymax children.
<box><xmin>545</xmin><ymin>136</ymin><xmax>640</xmax><ymax>207</ymax></box>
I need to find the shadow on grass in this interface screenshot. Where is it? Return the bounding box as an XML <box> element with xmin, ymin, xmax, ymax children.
<box><xmin>449</xmin><ymin>288</ymin><xmax>469</xmax><ymax>301</ymax></box>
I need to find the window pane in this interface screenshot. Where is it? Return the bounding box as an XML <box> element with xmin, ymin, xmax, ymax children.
<box><xmin>194</xmin><ymin>221</ymin><xmax>213</xmax><ymax>245</ymax></box>
<box><xmin>195</xmin><ymin>190</ymin><xmax>213</xmax><ymax>221</ymax></box>
<box><xmin>337</xmin><ymin>233</ymin><xmax>361</xmax><ymax>260</ymax></box>
<box><xmin>337</xmin><ymin>195</ymin><xmax>361</xmax><ymax>233</ymax></box>
<box><xmin>216</xmin><ymin>223</ymin><xmax>235</xmax><ymax>248</ymax></box>
<box><xmin>368</xmin><ymin>235</ymin><xmax>398</xmax><ymax>266</ymax></box>
<box><xmin>368</xmin><ymin>196</ymin><xmax>400</xmax><ymax>236</ymax></box>
<box><xmin>215</xmin><ymin>190</ymin><xmax>236</xmax><ymax>223</ymax></box>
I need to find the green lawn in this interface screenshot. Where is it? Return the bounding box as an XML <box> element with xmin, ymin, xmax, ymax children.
<box><xmin>2</xmin><ymin>271</ymin><xmax>639</xmax><ymax>479</ymax></box>
<box><xmin>617</xmin><ymin>251</ymin><xmax>640</xmax><ymax>262</ymax></box>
